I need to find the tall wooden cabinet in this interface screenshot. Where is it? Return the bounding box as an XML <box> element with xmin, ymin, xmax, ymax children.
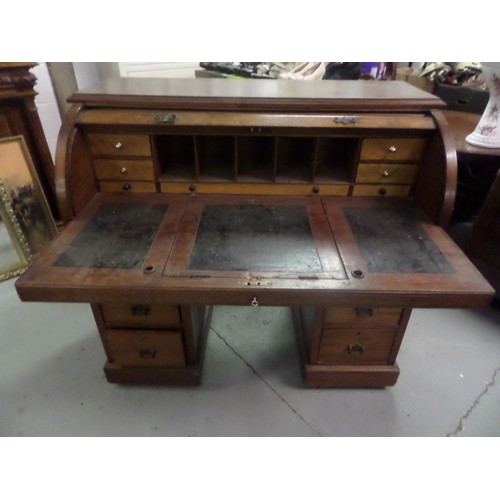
<box><xmin>0</xmin><ymin>63</ymin><xmax>58</xmax><ymax>217</ymax></box>
<box><xmin>15</xmin><ymin>78</ymin><xmax>493</xmax><ymax>387</ymax></box>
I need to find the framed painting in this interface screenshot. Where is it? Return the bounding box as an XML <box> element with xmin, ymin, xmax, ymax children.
<box><xmin>0</xmin><ymin>180</ymin><xmax>31</xmax><ymax>281</ymax></box>
<box><xmin>0</xmin><ymin>136</ymin><xmax>57</xmax><ymax>280</ymax></box>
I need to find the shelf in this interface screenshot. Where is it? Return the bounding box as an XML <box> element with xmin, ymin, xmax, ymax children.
<box><xmin>155</xmin><ymin>135</ymin><xmax>196</xmax><ymax>181</ymax></box>
<box><xmin>154</xmin><ymin>133</ymin><xmax>359</xmax><ymax>186</ymax></box>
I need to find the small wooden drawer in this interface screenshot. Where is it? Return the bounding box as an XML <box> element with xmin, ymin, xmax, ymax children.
<box><xmin>106</xmin><ymin>329</ymin><xmax>185</xmax><ymax>368</ymax></box>
<box><xmin>352</xmin><ymin>184</ymin><xmax>411</xmax><ymax>197</ymax></box>
<box><xmin>160</xmin><ymin>182</ymin><xmax>350</xmax><ymax>196</ymax></box>
<box><xmin>324</xmin><ymin>307</ymin><xmax>403</xmax><ymax>328</ymax></box>
<box><xmin>356</xmin><ymin>163</ymin><xmax>418</xmax><ymax>184</ymax></box>
<box><xmin>318</xmin><ymin>328</ymin><xmax>396</xmax><ymax>364</ymax></box>
<box><xmin>87</xmin><ymin>133</ymin><xmax>151</xmax><ymax>157</ymax></box>
<box><xmin>98</xmin><ymin>180</ymin><xmax>157</xmax><ymax>193</ymax></box>
<box><xmin>100</xmin><ymin>303</ymin><xmax>181</xmax><ymax>329</ymax></box>
<box><xmin>93</xmin><ymin>159</ymin><xmax>155</xmax><ymax>181</ymax></box>
<box><xmin>360</xmin><ymin>138</ymin><xmax>427</xmax><ymax>162</ymax></box>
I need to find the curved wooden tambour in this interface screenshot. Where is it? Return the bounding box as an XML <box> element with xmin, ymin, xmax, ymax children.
<box><xmin>413</xmin><ymin>110</ymin><xmax>458</xmax><ymax>228</ymax></box>
<box><xmin>55</xmin><ymin>103</ymin><xmax>98</xmax><ymax>221</ymax></box>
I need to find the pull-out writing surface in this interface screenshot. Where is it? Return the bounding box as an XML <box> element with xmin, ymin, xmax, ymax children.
<box><xmin>16</xmin><ymin>193</ymin><xmax>492</xmax><ymax>308</ymax></box>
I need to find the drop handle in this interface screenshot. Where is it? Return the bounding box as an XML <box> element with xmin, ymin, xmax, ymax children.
<box><xmin>388</xmin><ymin>146</ymin><xmax>397</xmax><ymax>153</ymax></box>
<box><xmin>120</xmin><ymin>166</ymin><xmax>128</xmax><ymax>174</ymax></box>
<box><xmin>140</xmin><ymin>347</ymin><xmax>156</xmax><ymax>359</ymax></box>
<box><xmin>115</xmin><ymin>141</ymin><xmax>123</xmax><ymax>149</ymax></box>
<box><xmin>347</xmin><ymin>344</ymin><xmax>365</xmax><ymax>355</ymax></box>
<box><xmin>382</xmin><ymin>170</ymin><xmax>390</xmax><ymax>177</ymax></box>
<box><xmin>251</xmin><ymin>296</ymin><xmax>259</xmax><ymax>307</ymax></box>
<box><xmin>131</xmin><ymin>304</ymin><xmax>150</xmax><ymax>316</ymax></box>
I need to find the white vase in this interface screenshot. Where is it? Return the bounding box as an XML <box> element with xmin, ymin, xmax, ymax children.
<box><xmin>465</xmin><ymin>62</ymin><xmax>500</xmax><ymax>148</ymax></box>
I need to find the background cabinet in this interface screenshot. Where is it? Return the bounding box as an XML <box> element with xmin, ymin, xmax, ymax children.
<box><xmin>0</xmin><ymin>63</ymin><xmax>58</xmax><ymax>218</ymax></box>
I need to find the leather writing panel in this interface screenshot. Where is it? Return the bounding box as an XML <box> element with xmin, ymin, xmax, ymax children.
<box><xmin>343</xmin><ymin>206</ymin><xmax>454</xmax><ymax>274</ymax></box>
<box><xmin>188</xmin><ymin>204</ymin><xmax>323</xmax><ymax>273</ymax></box>
<box><xmin>55</xmin><ymin>203</ymin><xmax>167</xmax><ymax>269</ymax></box>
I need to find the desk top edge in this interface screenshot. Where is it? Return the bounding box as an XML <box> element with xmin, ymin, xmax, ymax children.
<box><xmin>68</xmin><ymin>78</ymin><xmax>445</xmax><ymax>112</ymax></box>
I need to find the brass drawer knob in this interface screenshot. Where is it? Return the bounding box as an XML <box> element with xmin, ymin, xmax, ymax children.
<box><xmin>115</xmin><ymin>141</ymin><xmax>123</xmax><ymax>149</ymax></box>
<box><xmin>388</xmin><ymin>146</ymin><xmax>397</xmax><ymax>153</ymax></box>
<box><xmin>347</xmin><ymin>343</ymin><xmax>365</xmax><ymax>355</ymax></box>
<box><xmin>382</xmin><ymin>170</ymin><xmax>390</xmax><ymax>177</ymax></box>
<box><xmin>120</xmin><ymin>166</ymin><xmax>128</xmax><ymax>174</ymax></box>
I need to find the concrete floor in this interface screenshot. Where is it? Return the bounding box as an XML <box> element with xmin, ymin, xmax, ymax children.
<box><xmin>1</xmin><ymin>278</ymin><xmax>499</xmax><ymax>437</ymax></box>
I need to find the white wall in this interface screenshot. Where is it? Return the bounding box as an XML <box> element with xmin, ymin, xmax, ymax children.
<box><xmin>31</xmin><ymin>63</ymin><xmax>62</xmax><ymax>162</ymax></box>
<box><xmin>73</xmin><ymin>62</ymin><xmax>100</xmax><ymax>89</ymax></box>
<box><xmin>31</xmin><ymin>62</ymin><xmax>101</xmax><ymax>162</ymax></box>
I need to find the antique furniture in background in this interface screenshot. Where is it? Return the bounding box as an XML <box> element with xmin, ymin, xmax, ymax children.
<box><xmin>15</xmin><ymin>78</ymin><xmax>493</xmax><ymax>388</ymax></box>
<box><xmin>0</xmin><ymin>63</ymin><xmax>58</xmax><ymax>218</ymax></box>
<box><xmin>443</xmin><ymin>109</ymin><xmax>500</xmax><ymax>299</ymax></box>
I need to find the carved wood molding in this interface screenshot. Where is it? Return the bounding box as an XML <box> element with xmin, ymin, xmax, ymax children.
<box><xmin>0</xmin><ymin>63</ymin><xmax>37</xmax><ymax>92</ymax></box>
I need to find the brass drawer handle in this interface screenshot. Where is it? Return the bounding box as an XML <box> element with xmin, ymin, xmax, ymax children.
<box><xmin>251</xmin><ymin>296</ymin><xmax>259</xmax><ymax>307</ymax></box>
<box><xmin>355</xmin><ymin>307</ymin><xmax>373</xmax><ymax>317</ymax></box>
<box><xmin>347</xmin><ymin>343</ymin><xmax>365</xmax><ymax>355</ymax></box>
<box><xmin>388</xmin><ymin>146</ymin><xmax>397</xmax><ymax>153</ymax></box>
<box><xmin>115</xmin><ymin>141</ymin><xmax>123</xmax><ymax>149</ymax></box>
<box><xmin>154</xmin><ymin>112</ymin><xmax>176</xmax><ymax>124</ymax></box>
<box><xmin>382</xmin><ymin>170</ymin><xmax>390</xmax><ymax>177</ymax></box>
<box><xmin>120</xmin><ymin>166</ymin><xmax>128</xmax><ymax>174</ymax></box>
<box><xmin>333</xmin><ymin>116</ymin><xmax>357</xmax><ymax>125</ymax></box>
<box><xmin>131</xmin><ymin>304</ymin><xmax>150</xmax><ymax>316</ymax></box>
<box><xmin>139</xmin><ymin>347</ymin><xmax>156</xmax><ymax>359</ymax></box>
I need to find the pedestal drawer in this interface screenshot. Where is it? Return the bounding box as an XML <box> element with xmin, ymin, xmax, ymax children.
<box><xmin>324</xmin><ymin>307</ymin><xmax>403</xmax><ymax>328</ymax></box>
<box><xmin>101</xmin><ymin>303</ymin><xmax>181</xmax><ymax>329</ymax></box>
<box><xmin>360</xmin><ymin>138</ymin><xmax>427</xmax><ymax>161</ymax></box>
<box><xmin>87</xmin><ymin>133</ymin><xmax>151</xmax><ymax>157</ymax></box>
<box><xmin>318</xmin><ymin>328</ymin><xmax>397</xmax><ymax>364</ymax></box>
<box><xmin>106</xmin><ymin>329</ymin><xmax>185</xmax><ymax>367</ymax></box>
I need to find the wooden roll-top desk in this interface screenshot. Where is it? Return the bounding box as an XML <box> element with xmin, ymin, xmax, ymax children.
<box><xmin>15</xmin><ymin>78</ymin><xmax>494</xmax><ymax>387</ymax></box>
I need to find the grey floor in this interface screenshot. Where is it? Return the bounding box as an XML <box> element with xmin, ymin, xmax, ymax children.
<box><xmin>1</xmin><ymin>278</ymin><xmax>499</xmax><ymax>437</ymax></box>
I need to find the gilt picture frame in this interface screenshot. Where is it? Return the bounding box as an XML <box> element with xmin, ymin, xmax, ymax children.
<box><xmin>0</xmin><ymin>136</ymin><xmax>57</xmax><ymax>280</ymax></box>
<box><xmin>0</xmin><ymin>180</ymin><xmax>31</xmax><ymax>281</ymax></box>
